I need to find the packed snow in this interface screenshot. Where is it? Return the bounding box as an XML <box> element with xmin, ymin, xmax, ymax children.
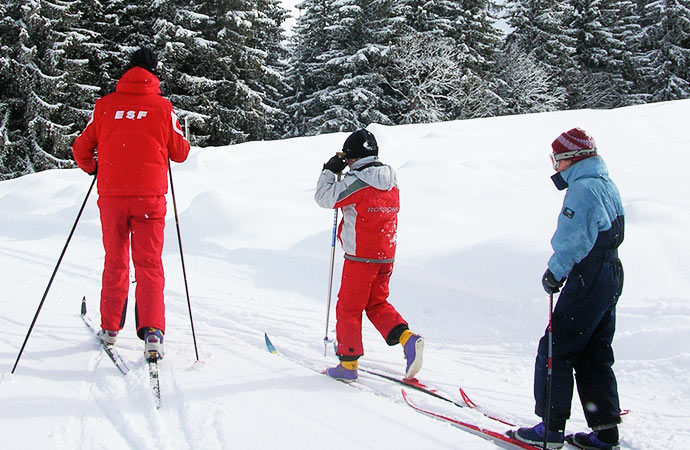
<box><xmin>1</xmin><ymin>100</ymin><xmax>689</xmax><ymax>449</ymax></box>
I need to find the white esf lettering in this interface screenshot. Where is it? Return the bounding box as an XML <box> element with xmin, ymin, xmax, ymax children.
<box><xmin>114</xmin><ymin>110</ymin><xmax>148</xmax><ymax>120</ymax></box>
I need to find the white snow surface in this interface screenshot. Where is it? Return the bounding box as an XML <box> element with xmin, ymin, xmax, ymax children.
<box><xmin>2</xmin><ymin>100</ymin><xmax>690</xmax><ymax>449</ymax></box>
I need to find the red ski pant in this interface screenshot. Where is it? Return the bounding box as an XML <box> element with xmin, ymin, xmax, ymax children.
<box><xmin>335</xmin><ymin>259</ymin><xmax>407</xmax><ymax>358</ymax></box>
<box><xmin>98</xmin><ymin>196</ymin><xmax>166</xmax><ymax>338</ymax></box>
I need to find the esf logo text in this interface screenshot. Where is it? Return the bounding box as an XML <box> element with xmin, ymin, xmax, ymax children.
<box><xmin>114</xmin><ymin>110</ymin><xmax>148</xmax><ymax>120</ymax></box>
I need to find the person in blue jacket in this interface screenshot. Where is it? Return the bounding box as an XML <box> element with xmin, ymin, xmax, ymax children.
<box><xmin>513</xmin><ymin>128</ymin><xmax>625</xmax><ymax>450</ymax></box>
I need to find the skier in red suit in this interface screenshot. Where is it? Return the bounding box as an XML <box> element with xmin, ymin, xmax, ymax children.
<box><xmin>72</xmin><ymin>47</ymin><xmax>190</xmax><ymax>361</ymax></box>
<box><xmin>315</xmin><ymin>129</ymin><xmax>424</xmax><ymax>382</ymax></box>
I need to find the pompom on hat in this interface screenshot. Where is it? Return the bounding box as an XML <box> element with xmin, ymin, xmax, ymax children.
<box><xmin>551</xmin><ymin>128</ymin><xmax>597</xmax><ymax>165</ymax></box>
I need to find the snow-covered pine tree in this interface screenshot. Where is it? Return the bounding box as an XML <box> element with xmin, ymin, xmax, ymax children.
<box><xmin>567</xmin><ymin>0</ymin><xmax>639</xmax><ymax>108</ymax></box>
<box><xmin>504</xmin><ymin>0</ymin><xmax>575</xmax><ymax>110</ymax></box>
<box><xmin>610</xmin><ymin>0</ymin><xmax>647</xmax><ymax>104</ymax></box>
<box><xmin>205</xmin><ymin>0</ymin><xmax>289</xmax><ymax>144</ymax></box>
<box><xmin>53</xmin><ymin>0</ymin><xmax>106</xmax><ymax>154</ymax></box>
<box><xmin>569</xmin><ymin>0</ymin><xmax>640</xmax><ymax>108</ymax></box>
<box><xmin>394</xmin><ymin>0</ymin><xmax>504</xmax><ymax>119</ymax></box>
<box><xmin>640</xmin><ymin>0</ymin><xmax>690</xmax><ymax>101</ymax></box>
<box><xmin>316</xmin><ymin>0</ymin><xmax>405</xmax><ymax>132</ymax></box>
<box><xmin>156</xmin><ymin>0</ymin><xmax>289</xmax><ymax>146</ymax></box>
<box><xmin>11</xmin><ymin>0</ymin><xmax>84</xmax><ymax>177</ymax></box>
<box><xmin>282</xmin><ymin>0</ymin><xmax>339</xmax><ymax>137</ymax></box>
<box><xmin>399</xmin><ymin>0</ymin><xmax>465</xmax><ymax>36</ymax></box>
<box><xmin>0</xmin><ymin>0</ymin><xmax>25</xmax><ymax>180</ymax></box>
<box><xmin>64</xmin><ymin>0</ymin><xmax>113</xmax><ymax>95</ymax></box>
<box><xmin>243</xmin><ymin>0</ymin><xmax>291</xmax><ymax>139</ymax></box>
<box><xmin>79</xmin><ymin>0</ymin><xmax>146</xmax><ymax>92</ymax></box>
<box><xmin>495</xmin><ymin>42</ymin><xmax>567</xmax><ymax>114</ymax></box>
<box><xmin>387</xmin><ymin>33</ymin><xmax>466</xmax><ymax>123</ymax></box>
<box><xmin>184</xmin><ymin>0</ymin><xmax>250</xmax><ymax>145</ymax></box>
<box><xmin>284</xmin><ymin>0</ymin><xmax>404</xmax><ymax>135</ymax></box>
<box><xmin>103</xmin><ymin>0</ymin><xmax>158</xmax><ymax>63</ymax></box>
<box><xmin>449</xmin><ymin>0</ymin><xmax>505</xmax><ymax>119</ymax></box>
<box><xmin>152</xmin><ymin>1</ymin><xmax>211</xmax><ymax>144</ymax></box>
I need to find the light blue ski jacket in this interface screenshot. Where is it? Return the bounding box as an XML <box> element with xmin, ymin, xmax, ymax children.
<box><xmin>548</xmin><ymin>156</ymin><xmax>625</xmax><ymax>281</ymax></box>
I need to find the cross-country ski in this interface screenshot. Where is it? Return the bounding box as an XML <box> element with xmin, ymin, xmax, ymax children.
<box><xmin>80</xmin><ymin>298</ymin><xmax>129</xmax><ymax>375</ymax></box>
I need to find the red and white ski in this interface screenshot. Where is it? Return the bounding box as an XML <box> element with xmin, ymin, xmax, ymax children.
<box><xmin>401</xmin><ymin>388</ymin><xmax>539</xmax><ymax>449</ymax></box>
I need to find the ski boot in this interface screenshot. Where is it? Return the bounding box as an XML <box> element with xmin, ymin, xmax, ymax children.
<box><xmin>511</xmin><ymin>422</ymin><xmax>564</xmax><ymax>449</ymax></box>
<box><xmin>566</xmin><ymin>431</ymin><xmax>620</xmax><ymax>450</ymax></box>
<box><xmin>143</xmin><ymin>327</ymin><xmax>164</xmax><ymax>362</ymax></box>
<box><xmin>326</xmin><ymin>362</ymin><xmax>357</xmax><ymax>383</ymax></box>
<box><xmin>97</xmin><ymin>329</ymin><xmax>118</xmax><ymax>345</ymax></box>
<box><xmin>401</xmin><ymin>331</ymin><xmax>424</xmax><ymax>379</ymax></box>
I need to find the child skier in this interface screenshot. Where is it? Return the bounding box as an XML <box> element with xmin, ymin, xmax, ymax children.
<box><xmin>314</xmin><ymin>129</ymin><xmax>424</xmax><ymax>382</ymax></box>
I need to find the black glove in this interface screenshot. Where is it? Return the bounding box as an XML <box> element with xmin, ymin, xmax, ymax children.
<box><xmin>323</xmin><ymin>154</ymin><xmax>347</xmax><ymax>173</ymax></box>
<box><xmin>542</xmin><ymin>268</ymin><xmax>564</xmax><ymax>294</ymax></box>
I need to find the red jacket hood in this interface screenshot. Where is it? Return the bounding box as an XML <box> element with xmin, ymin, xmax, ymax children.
<box><xmin>116</xmin><ymin>67</ymin><xmax>161</xmax><ymax>95</ymax></box>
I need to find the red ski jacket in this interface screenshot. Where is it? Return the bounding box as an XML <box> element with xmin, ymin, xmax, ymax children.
<box><xmin>315</xmin><ymin>157</ymin><xmax>399</xmax><ymax>262</ymax></box>
<box><xmin>73</xmin><ymin>67</ymin><xmax>190</xmax><ymax>196</ymax></box>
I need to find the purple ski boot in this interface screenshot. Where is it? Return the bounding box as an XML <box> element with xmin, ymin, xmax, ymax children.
<box><xmin>326</xmin><ymin>363</ymin><xmax>357</xmax><ymax>383</ymax></box>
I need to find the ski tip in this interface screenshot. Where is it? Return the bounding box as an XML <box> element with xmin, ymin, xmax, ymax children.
<box><xmin>264</xmin><ymin>333</ymin><xmax>278</xmax><ymax>354</ymax></box>
<box><xmin>400</xmin><ymin>388</ymin><xmax>424</xmax><ymax>410</ymax></box>
<box><xmin>459</xmin><ymin>387</ymin><xmax>477</xmax><ymax>408</ymax></box>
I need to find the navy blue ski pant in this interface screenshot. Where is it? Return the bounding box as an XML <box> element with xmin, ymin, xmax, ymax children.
<box><xmin>534</xmin><ymin>251</ymin><xmax>623</xmax><ymax>431</ymax></box>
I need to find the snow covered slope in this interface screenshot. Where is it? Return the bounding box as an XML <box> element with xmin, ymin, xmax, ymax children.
<box><xmin>1</xmin><ymin>100</ymin><xmax>689</xmax><ymax>449</ymax></box>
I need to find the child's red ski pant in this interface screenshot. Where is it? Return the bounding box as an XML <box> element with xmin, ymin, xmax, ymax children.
<box><xmin>335</xmin><ymin>259</ymin><xmax>407</xmax><ymax>358</ymax></box>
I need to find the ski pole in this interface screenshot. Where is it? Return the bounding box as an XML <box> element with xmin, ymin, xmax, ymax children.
<box><xmin>542</xmin><ymin>292</ymin><xmax>554</xmax><ymax>450</ymax></box>
<box><xmin>168</xmin><ymin>161</ymin><xmax>200</xmax><ymax>361</ymax></box>
<box><xmin>323</xmin><ymin>172</ymin><xmax>341</xmax><ymax>356</ymax></box>
<box><xmin>11</xmin><ymin>175</ymin><xmax>96</xmax><ymax>374</ymax></box>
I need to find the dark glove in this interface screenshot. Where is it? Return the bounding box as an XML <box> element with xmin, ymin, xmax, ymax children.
<box><xmin>542</xmin><ymin>268</ymin><xmax>564</xmax><ymax>294</ymax></box>
<box><xmin>323</xmin><ymin>154</ymin><xmax>347</xmax><ymax>173</ymax></box>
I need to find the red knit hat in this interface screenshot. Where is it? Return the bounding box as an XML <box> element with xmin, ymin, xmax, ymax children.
<box><xmin>551</xmin><ymin>128</ymin><xmax>597</xmax><ymax>164</ymax></box>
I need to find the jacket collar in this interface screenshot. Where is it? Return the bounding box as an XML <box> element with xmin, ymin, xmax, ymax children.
<box><xmin>560</xmin><ymin>155</ymin><xmax>608</xmax><ymax>185</ymax></box>
<box><xmin>350</xmin><ymin>156</ymin><xmax>379</xmax><ymax>170</ymax></box>
<box><xmin>116</xmin><ymin>67</ymin><xmax>161</xmax><ymax>95</ymax></box>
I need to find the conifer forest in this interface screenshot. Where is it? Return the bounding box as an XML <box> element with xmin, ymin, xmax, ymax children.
<box><xmin>0</xmin><ymin>0</ymin><xmax>688</xmax><ymax>180</ymax></box>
